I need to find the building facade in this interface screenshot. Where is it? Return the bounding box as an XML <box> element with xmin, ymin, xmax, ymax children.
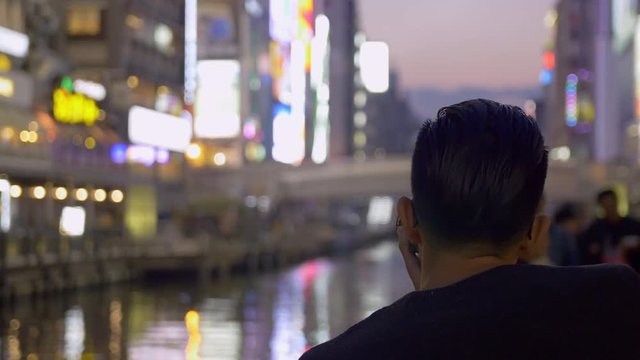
<box><xmin>325</xmin><ymin>0</ymin><xmax>357</xmax><ymax>160</ymax></box>
<box><xmin>544</xmin><ymin>0</ymin><xmax>637</xmax><ymax>164</ymax></box>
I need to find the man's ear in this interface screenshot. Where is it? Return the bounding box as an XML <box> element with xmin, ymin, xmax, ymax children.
<box><xmin>518</xmin><ymin>214</ymin><xmax>551</xmax><ymax>261</ymax></box>
<box><xmin>397</xmin><ymin>196</ymin><xmax>423</xmax><ymax>246</ymax></box>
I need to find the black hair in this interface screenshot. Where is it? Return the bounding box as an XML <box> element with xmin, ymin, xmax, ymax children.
<box><xmin>596</xmin><ymin>189</ymin><xmax>616</xmax><ymax>204</ymax></box>
<box><xmin>411</xmin><ymin>99</ymin><xmax>548</xmax><ymax>250</ymax></box>
<box><xmin>554</xmin><ymin>203</ymin><xmax>582</xmax><ymax>224</ymax></box>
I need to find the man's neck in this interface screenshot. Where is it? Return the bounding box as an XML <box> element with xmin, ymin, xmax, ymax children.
<box><xmin>419</xmin><ymin>248</ymin><xmax>517</xmax><ymax>291</ymax></box>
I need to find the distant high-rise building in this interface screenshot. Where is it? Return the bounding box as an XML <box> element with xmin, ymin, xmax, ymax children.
<box><xmin>356</xmin><ymin>71</ymin><xmax>420</xmax><ymax>159</ymax></box>
<box><xmin>545</xmin><ymin>0</ymin><xmax>636</xmax><ymax>163</ymax></box>
<box><xmin>325</xmin><ymin>0</ymin><xmax>357</xmax><ymax>159</ymax></box>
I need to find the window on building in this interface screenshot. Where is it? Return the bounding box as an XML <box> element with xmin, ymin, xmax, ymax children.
<box><xmin>66</xmin><ymin>6</ymin><xmax>104</xmax><ymax>37</ymax></box>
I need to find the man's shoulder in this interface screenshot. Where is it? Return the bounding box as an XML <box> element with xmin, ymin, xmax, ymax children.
<box><xmin>300</xmin><ymin>265</ymin><xmax>640</xmax><ymax>360</ymax></box>
<box><xmin>521</xmin><ymin>264</ymin><xmax>640</xmax><ymax>307</ymax></box>
<box><xmin>524</xmin><ymin>264</ymin><xmax>639</xmax><ymax>287</ymax></box>
<box><xmin>300</xmin><ymin>295</ymin><xmax>412</xmax><ymax>360</ymax></box>
<box><xmin>548</xmin><ymin>263</ymin><xmax>639</xmax><ymax>280</ymax></box>
<box><xmin>582</xmin><ymin>264</ymin><xmax>640</xmax><ymax>293</ymax></box>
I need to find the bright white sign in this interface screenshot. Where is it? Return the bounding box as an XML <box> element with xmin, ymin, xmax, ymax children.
<box><xmin>0</xmin><ymin>179</ymin><xmax>11</xmax><ymax>233</ymax></box>
<box><xmin>60</xmin><ymin>206</ymin><xmax>86</xmax><ymax>237</ymax></box>
<box><xmin>613</xmin><ymin>0</ymin><xmax>637</xmax><ymax>53</ymax></box>
<box><xmin>127</xmin><ymin>145</ymin><xmax>156</xmax><ymax>166</ymax></box>
<box><xmin>360</xmin><ymin>41</ymin><xmax>389</xmax><ymax>93</ymax></box>
<box><xmin>194</xmin><ymin>60</ymin><xmax>241</xmax><ymax>139</ymax></box>
<box><xmin>0</xmin><ymin>26</ymin><xmax>29</xmax><ymax>58</ymax></box>
<box><xmin>128</xmin><ymin>106</ymin><xmax>192</xmax><ymax>152</ymax></box>
<box><xmin>184</xmin><ymin>0</ymin><xmax>198</xmax><ymax>105</ymax></box>
<box><xmin>270</xmin><ymin>0</ymin><xmax>298</xmax><ymax>43</ymax></box>
<box><xmin>273</xmin><ymin>41</ymin><xmax>306</xmax><ymax>165</ymax></box>
<box><xmin>73</xmin><ymin>79</ymin><xmax>106</xmax><ymax>101</ymax></box>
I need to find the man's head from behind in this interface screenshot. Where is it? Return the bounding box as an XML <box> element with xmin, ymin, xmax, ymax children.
<box><xmin>398</xmin><ymin>99</ymin><xmax>549</xmax><ymax>258</ymax></box>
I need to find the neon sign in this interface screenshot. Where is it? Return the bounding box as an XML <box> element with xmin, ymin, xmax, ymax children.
<box><xmin>565</xmin><ymin>74</ymin><xmax>578</xmax><ymax>127</ymax></box>
<box><xmin>0</xmin><ymin>26</ymin><xmax>29</xmax><ymax>58</ymax></box>
<box><xmin>0</xmin><ymin>76</ymin><xmax>14</xmax><ymax>98</ymax></box>
<box><xmin>184</xmin><ymin>0</ymin><xmax>197</xmax><ymax>105</ymax></box>
<box><xmin>0</xmin><ymin>179</ymin><xmax>11</xmax><ymax>233</ymax></box>
<box><xmin>53</xmin><ymin>77</ymin><xmax>102</xmax><ymax>126</ymax></box>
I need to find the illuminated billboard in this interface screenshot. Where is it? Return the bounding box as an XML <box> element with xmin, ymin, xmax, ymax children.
<box><xmin>311</xmin><ymin>15</ymin><xmax>330</xmax><ymax>164</ymax></box>
<box><xmin>298</xmin><ymin>0</ymin><xmax>314</xmax><ymax>71</ymax></box>
<box><xmin>272</xmin><ymin>40</ymin><xmax>306</xmax><ymax>165</ymax></box>
<box><xmin>270</xmin><ymin>0</ymin><xmax>298</xmax><ymax>43</ymax></box>
<box><xmin>184</xmin><ymin>0</ymin><xmax>197</xmax><ymax>105</ymax></box>
<box><xmin>0</xmin><ymin>77</ymin><xmax>14</xmax><ymax>98</ymax></box>
<box><xmin>269</xmin><ymin>0</ymin><xmax>315</xmax><ymax>165</ymax></box>
<box><xmin>272</xmin><ymin>102</ymin><xmax>304</xmax><ymax>165</ymax></box>
<box><xmin>565</xmin><ymin>74</ymin><xmax>578</xmax><ymax>127</ymax></box>
<box><xmin>613</xmin><ymin>0</ymin><xmax>637</xmax><ymax>53</ymax></box>
<box><xmin>53</xmin><ymin>76</ymin><xmax>103</xmax><ymax>126</ymax></box>
<box><xmin>194</xmin><ymin>60</ymin><xmax>241</xmax><ymax>139</ymax></box>
<box><xmin>128</xmin><ymin>105</ymin><xmax>192</xmax><ymax>152</ymax></box>
<box><xmin>270</xmin><ymin>41</ymin><xmax>290</xmax><ymax>101</ymax></box>
<box><xmin>360</xmin><ymin>42</ymin><xmax>389</xmax><ymax>93</ymax></box>
<box><xmin>0</xmin><ymin>179</ymin><xmax>11</xmax><ymax>233</ymax></box>
<box><xmin>60</xmin><ymin>206</ymin><xmax>86</xmax><ymax>237</ymax></box>
<box><xmin>311</xmin><ymin>14</ymin><xmax>330</xmax><ymax>88</ymax></box>
<box><xmin>72</xmin><ymin>79</ymin><xmax>106</xmax><ymax>101</ymax></box>
<box><xmin>0</xmin><ymin>26</ymin><xmax>29</xmax><ymax>58</ymax></box>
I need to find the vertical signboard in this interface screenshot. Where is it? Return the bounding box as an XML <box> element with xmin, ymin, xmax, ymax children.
<box><xmin>194</xmin><ymin>60</ymin><xmax>241</xmax><ymax>138</ymax></box>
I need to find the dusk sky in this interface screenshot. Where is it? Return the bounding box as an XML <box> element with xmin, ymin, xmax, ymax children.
<box><xmin>359</xmin><ymin>0</ymin><xmax>558</xmax><ymax>90</ymax></box>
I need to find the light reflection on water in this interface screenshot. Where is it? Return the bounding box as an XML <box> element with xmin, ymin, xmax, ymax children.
<box><xmin>1</xmin><ymin>241</ymin><xmax>412</xmax><ymax>360</ymax></box>
<box><xmin>64</xmin><ymin>307</ymin><xmax>85</xmax><ymax>360</ymax></box>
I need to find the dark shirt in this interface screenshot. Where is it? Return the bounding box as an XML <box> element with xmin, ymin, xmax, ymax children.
<box><xmin>300</xmin><ymin>264</ymin><xmax>640</xmax><ymax>360</ymax></box>
<box><xmin>579</xmin><ymin>217</ymin><xmax>640</xmax><ymax>269</ymax></box>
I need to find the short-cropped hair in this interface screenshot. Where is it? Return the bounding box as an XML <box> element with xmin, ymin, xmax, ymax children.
<box><xmin>411</xmin><ymin>99</ymin><xmax>548</xmax><ymax>250</ymax></box>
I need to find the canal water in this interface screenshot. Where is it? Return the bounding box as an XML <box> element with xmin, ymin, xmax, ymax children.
<box><xmin>1</xmin><ymin>240</ymin><xmax>413</xmax><ymax>360</ymax></box>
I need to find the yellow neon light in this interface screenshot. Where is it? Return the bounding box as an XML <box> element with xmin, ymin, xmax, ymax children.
<box><xmin>53</xmin><ymin>88</ymin><xmax>101</xmax><ymax>126</ymax></box>
<box><xmin>0</xmin><ymin>77</ymin><xmax>14</xmax><ymax>98</ymax></box>
<box><xmin>0</xmin><ymin>54</ymin><xmax>11</xmax><ymax>72</ymax></box>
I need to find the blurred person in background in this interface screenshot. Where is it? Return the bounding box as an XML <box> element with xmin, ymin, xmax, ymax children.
<box><xmin>580</xmin><ymin>189</ymin><xmax>640</xmax><ymax>270</ymax></box>
<box><xmin>300</xmin><ymin>99</ymin><xmax>640</xmax><ymax>360</ymax></box>
<box><xmin>548</xmin><ymin>202</ymin><xmax>583</xmax><ymax>266</ymax></box>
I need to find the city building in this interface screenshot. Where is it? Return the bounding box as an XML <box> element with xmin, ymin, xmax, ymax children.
<box><xmin>325</xmin><ymin>0</ymin><xmax>357</xmax><ymax>159</ymax></box>
<box><xmin>0</xmin><ymin>0</ymin><xmax>138</xmax><ymax>264</ymax></box>
<box><xmin>359</xmin><ymin>72</ymin><xmax>420</xmax><ymax>158</ymax></box>
<box><xmin>188</xmin><ymin>0</ymin><xmax>245</xmax><ymax>168</ymax></box>
<box><xmin>353</xmin><ymin>36</ymin><xmax>419</xmax><ymax>160</ymax></box>
<box><xmin>50</xmin><ymin>0</ymin><xmax>191</xmax><ymax>229</ymax></box>
<box><xmin>52</xmin><ymin>0</ymin><xmax>187</xmax><ymax>168</ymax></box>
<box><xmin>543</xmin><ymin>0</ymin><xmax>636</xmax><ymax>164</ymax></box>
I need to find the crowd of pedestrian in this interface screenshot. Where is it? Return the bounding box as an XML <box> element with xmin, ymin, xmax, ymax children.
<box><xmin>547</xmin><ymin>189</ymin><xmax>640</xmax><ymax>271</ymax></box>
